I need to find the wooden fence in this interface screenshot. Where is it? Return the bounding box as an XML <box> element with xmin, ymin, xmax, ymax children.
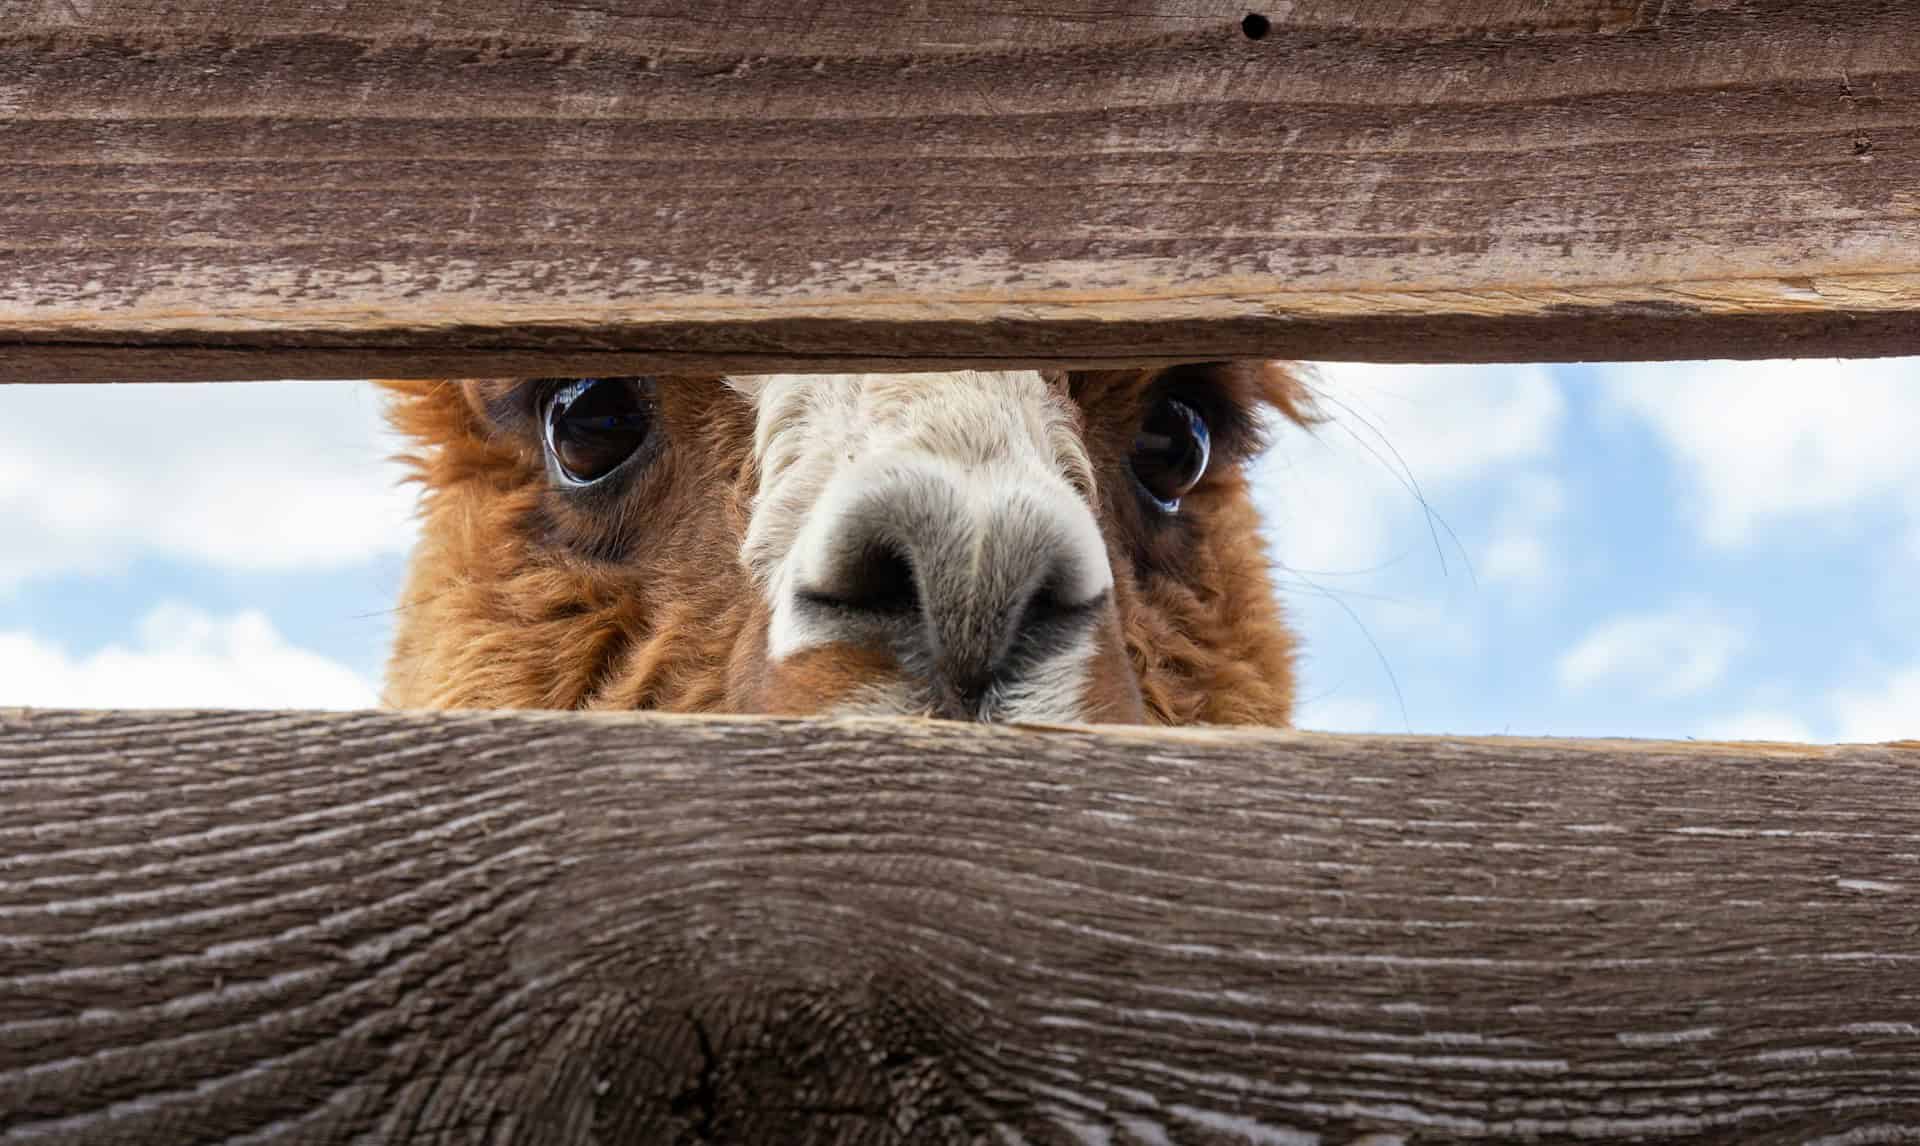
<box><xmin>4</xmin><ymin>1</ymin><xmax>1920</xmax><ymax>1142</ymax></box>
<box><xmin>7</xmin><ymin>0</ymin><xmax>1919</xmax><ymax>379</ymax></box>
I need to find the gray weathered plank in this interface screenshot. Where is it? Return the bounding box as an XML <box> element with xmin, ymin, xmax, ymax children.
<box><xmin>2</xmin><ymin>0</ymin><xmax>1918</xmax><ymax>381</ymax></box>
<box><xmin>5</xmin><ymin>707</ymin><xmax>1920</xmax><ymax>1143</ymax></box>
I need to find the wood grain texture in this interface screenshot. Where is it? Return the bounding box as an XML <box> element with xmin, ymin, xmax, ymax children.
<box><xmin>6</xmin><ymin>708</ymin><xmax>1920</xmax><ymax>1143</ymax></box>
<box><xmin>1</xmin><ymin>0</ymin><xmax>1917</xmax><ymax>381</ymax></box>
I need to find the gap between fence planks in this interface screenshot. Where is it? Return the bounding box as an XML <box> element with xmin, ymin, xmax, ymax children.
<box><xmin>5</xmin><ymin>707</ymin><xmax>1920</xmax><ymax>1143</ymax></box>
<box><xmin>3</xmin><ymin>0</ymin><xmax>1919</xmax><ymax>381</ymax></box>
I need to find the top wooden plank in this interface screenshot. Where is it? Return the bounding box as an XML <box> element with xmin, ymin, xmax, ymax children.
<box><xmin>3</xmin><ymin>0</ymin><xmax>1918</xmax><ymax>381</ymax></box>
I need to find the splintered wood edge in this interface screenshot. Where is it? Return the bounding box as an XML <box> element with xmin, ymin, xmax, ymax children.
<box><xmin>8</xmin><ymin>273</ymin><xmax>1919</xmax><ymax>380</ymax></box>
<box><xmin>15</xmin><ymin>272</ymin><xmax>1920</xmax><ymax>335</ymax></box>
<box><xmin>4</xmin><ymin>703</ymin><xmax>1900</xmax><ymax>751</ymax></box>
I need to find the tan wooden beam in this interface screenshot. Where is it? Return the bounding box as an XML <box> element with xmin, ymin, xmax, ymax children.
<box><xmin>4</xmin><ymin>707</ymin><xmax>1920</xmax><ymax>1142</ymax></box>
<box><xmin>2</xmin><ymin>0</ymin><xmax>1917</xmax><ymax>380</ymax></box>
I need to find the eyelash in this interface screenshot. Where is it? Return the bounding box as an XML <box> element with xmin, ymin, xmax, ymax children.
<box><xmin>1151</xmin><ymin>380</ymin><xmax>1263</xmax><ymax>465</ymax></box>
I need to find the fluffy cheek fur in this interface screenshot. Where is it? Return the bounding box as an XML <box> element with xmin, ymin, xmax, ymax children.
<box><xmin>1112</xmin><ymin>485</ymin><xmax>1298</xmax><ymax>725</ymax></box>
<box><xmin>1066</xmin><ymin>368</ymin><xmax>1301</xmax><ymax>726</ymax></box>
<box><xmin>379</xmin><ymin>368</ymin><xmax>1302</xmax><ymax>726</ymax></box>
<box><xmin>381</xmin><ymin>379</ymin><xmax>768</xmax><ymax>713</ymax></box>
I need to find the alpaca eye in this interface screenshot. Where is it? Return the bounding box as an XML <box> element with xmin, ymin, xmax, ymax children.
<box><xmin>543</xmin><ymin>377</ymin><xmax>657</xmax><ymax>485</ymax></box>
<box><xmin>1130</xmin><ymin>397</ymin><xmax>1211</xmax><ymax>512</ymax></box>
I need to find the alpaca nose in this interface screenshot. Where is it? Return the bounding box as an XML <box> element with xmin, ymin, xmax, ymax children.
<box><xmin>787</xmin><ymin>460</ymin><xmax>1114</xmax><ymax>717</ymax></box>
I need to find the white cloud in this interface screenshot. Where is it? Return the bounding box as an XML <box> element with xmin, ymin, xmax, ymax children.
<box><xmin>1599</xmin><ymin>357</ymin><xmax>1920</xmax><ymax>549</ymax></box>
<box><xmin>1256</xmin><ymin>362</ymin><xmax>1565</xmax><ymax>579</ymax></box>
<box><xmin>1255</xmin><ymin>440</ymin><xmax>1399</xmax><ymax>577</ymax></box>
<box><xmin>1480</xmin><ymin>535</ymin><xmax>1548</xmax><ymax>587</ymax></box>
<box><xmin>1831</xmin><ymin>668</ymin><xmax>1920</xmax><ymax>744</ymax></box>
<box><xmin>1365</xmin><ymin>595</ymin><xmax>1480</xmax><ymax>655</ymax></box>
<box><xmin>0</xmin><ymin>381</ymin><xmax>418</xmax><ymax>590</ymax></box>
<box><xmin>0</xmin><ymin>604</ymin><xmax>378</xmax><ymax>710</ymax></box>
<box><xmin>1699</xmin><ymin>709</ymin><xmax>1817</xmax><ymax>744</ymax></box>
<box><xmin>1480</xmin><ymin>472</ymin><xmax>1565</xmax><ymax>592</ymax></box>
<box><xmin>1295</xmin><ymin>695</ymin><xmax>1386</xmax><ymax>733</ymax></box>
<box><xmin>1557</xmin><ymin>604</ymin><xmax>1746</xmax><ymax>700</ymax></box>
<box><xmin>1302</xmin><ymin>362</ymin><xmax>1564</xmax><ymax>484</ymax></box>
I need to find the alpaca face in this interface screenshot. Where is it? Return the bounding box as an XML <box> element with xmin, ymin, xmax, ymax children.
<box><xmin>380</xmin><ymin>364</ymin><xmax>1309</xmax><ymax>725</ymax></box>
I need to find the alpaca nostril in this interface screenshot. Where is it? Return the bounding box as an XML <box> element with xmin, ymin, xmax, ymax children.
<box><xmin>1015</xmin><ymin>574</ymin><xmax>1091</xmax><ymax>636</ymax></box>
<box><xmin>798</xmin><ymin>539</ymin><xmax>919</xmax><ymax>617</ymax></box>
<box><xmin>990</xmin><ymin>574</ymin><xmax>1107</xmax><ymax>681</ymax></box>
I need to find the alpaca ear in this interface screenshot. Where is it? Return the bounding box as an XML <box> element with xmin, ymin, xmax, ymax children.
<box><xmin>372</xmin><ymin>379</ymin><xmax>532</xmax><ymax>454</ymax></box>
<box><xmin>454</xmin><ymin>379</ymin><xmax>532</xmax><ymax>432</ymax></box>
<box><xmin>372</xmin><ymin>378</ymin><xmax>466</xmax><ymax>443</ymax></box>
<box><xmin>1220</xmin><ymin>361</ymin><xmax>1323</xmax><ymax>429</ymax></box>
<box><xmin>1049</xmin><ymin>361</ymin><xmax>1321</xmax><ymax>431</ymax></box>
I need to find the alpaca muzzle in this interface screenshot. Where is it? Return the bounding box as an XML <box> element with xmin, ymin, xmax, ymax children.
<box><xmin>787</xmin><ymin>455</ymin><xmax>1120</xmax><ymax>721</ymax></box>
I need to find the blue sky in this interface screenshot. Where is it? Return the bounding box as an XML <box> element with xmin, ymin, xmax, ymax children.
<box><xmin>2</xmin><ymin>360</ymin><xmax>1916</xmax><ymax>742</ymax></box>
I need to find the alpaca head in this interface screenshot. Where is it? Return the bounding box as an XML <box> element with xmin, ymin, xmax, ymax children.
<box><xmin>380</xmin><ymin>364</ymin><xmax>1313</xmax><ymax>725</ymax></box>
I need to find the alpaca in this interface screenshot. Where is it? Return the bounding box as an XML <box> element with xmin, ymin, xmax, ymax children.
<box><xmin>380</xmin><ymin>364</ymin><xmax>1313</xmax><ymax>725</ymax></box>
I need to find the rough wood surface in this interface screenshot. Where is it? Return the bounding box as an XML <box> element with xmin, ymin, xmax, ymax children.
<box><xmin>5</xmin><ymin>708</ymin><xmax>1920</xmax><ymax>1143</ymax></box>
<box><xmin>2</xmin><ymin>0</ymin><xmax>1917</xmax><ymax>381</ymax></box>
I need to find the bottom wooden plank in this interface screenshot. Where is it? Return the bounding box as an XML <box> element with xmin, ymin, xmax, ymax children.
<box><xmin>2</xmin><ymin>708</ymin><xmax>1919</xmax><ymax>1144</ymax></box>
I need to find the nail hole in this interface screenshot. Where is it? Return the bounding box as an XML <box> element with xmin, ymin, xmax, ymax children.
<box><xmin>1241</xmin><ymin>12</ymin><xmax>1270</xmax><ymax>40</ymax></box>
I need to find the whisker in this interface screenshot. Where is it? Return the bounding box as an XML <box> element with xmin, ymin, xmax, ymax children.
<box><xmin>1307</xmin><ymin>388</ymin><xmax>1479</xmax><ymax>591</ymax></box>
<box><xmin>1268</xmin><ymin>556</ymin><xmax>1411</xmax><ymax>733</ymax></box>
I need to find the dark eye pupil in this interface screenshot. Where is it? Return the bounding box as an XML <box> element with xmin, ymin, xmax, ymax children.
<box><xmin>545</xmin><ymin>378</ymin><xmax>655</xmax><ymax>484</ymax></box>
<box><xmin>1131</xmin><ymin>398</ymin><xmax>1211</xmax><ymax>510</ymax></box>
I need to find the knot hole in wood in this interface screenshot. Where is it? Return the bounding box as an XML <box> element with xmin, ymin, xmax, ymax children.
<box><xmin>531</xmin><ymin>977</ymin><xmax>986</xmax><ymax>1144</ymax></box>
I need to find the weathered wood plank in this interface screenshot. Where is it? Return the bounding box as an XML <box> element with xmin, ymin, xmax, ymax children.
<box><xmin>5</xmin><ymin>708</ymin><xmax>1920</xmax><ymax>1143</ymax></box>
<box><xmin>2</xmin><ymin>0</ymin><xmax>1917</xmax><ymax>380</ymax></box>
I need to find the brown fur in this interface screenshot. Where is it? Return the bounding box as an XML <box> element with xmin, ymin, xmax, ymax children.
<box><xmin>380</xmin><ymin>365</ymin><xmax>1314</xmax><ymax>725</ymax></box>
